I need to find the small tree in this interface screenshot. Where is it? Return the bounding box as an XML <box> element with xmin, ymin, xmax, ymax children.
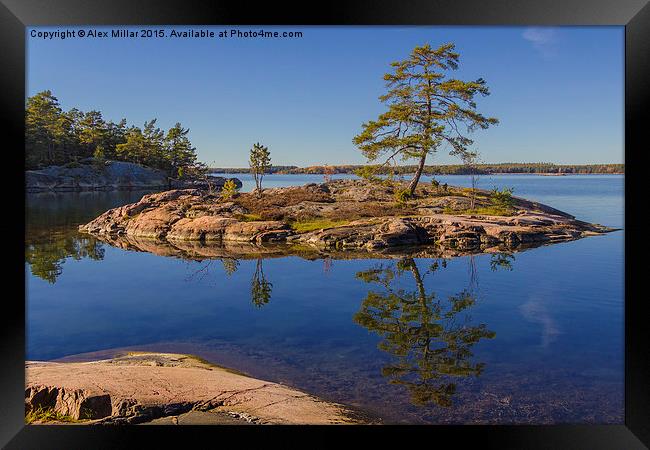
<box><xmin>353</xmin><ymin>43</ymin><xmax>498</xmax><ymax>197</ymax></box>
<box><xmin>249</xmin><ymin>142</ymin><xmax>271</xmax><ymax>198</ymax></box>
<box><xmin>490</xmin><ymin>187</ymin><xmax>514</xmax><ymax>210</ymax></box>
<box><xmin>462</xmin><ymin>151</ymin><xmax>481</xmax><ymax>210</ymax></box>
<box><xmin>220</xmin><ymin>179</ymin><xmax>239</xmax><ymax>200</ymax></box>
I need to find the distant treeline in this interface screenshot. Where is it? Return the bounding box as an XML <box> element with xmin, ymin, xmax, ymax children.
<box><xmin>26</xmin><ymin>90</ymin><xmax>203</xmax><ymax>177</ymax></box>
<box><xmin>211</xmin><ymin>165</ymin><xmax>300</xmax><ymax>174</ymax></box>
<box><xmin>210</xmin><ymin>163</ymin><xmax>624</xmax><ymax>175</ymax></box>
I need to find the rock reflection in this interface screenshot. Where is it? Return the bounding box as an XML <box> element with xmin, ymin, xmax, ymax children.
<box><xmin>354</xmin><ymin>257</ymin><xmax>498</xmax><ymax>407</ymax></box>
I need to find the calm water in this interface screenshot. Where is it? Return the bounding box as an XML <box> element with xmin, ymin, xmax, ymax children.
<box><xmin>25</xmin><ymin>174</ymin><xmax>624</xmax><ymax>424</ymax></box>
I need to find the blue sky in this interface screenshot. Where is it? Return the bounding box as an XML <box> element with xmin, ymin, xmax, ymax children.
<box><xmin>27</xmin><ymin>26</ymin><xmax>623</xmax><ymax>167</ymax></box>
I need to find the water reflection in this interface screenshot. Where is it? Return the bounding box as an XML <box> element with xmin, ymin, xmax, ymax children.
<box><xmin>186</xmin><ymin>256</ymin><xmax>274</xmax><ymax>308</ymax></box>
<box><xmin>251</xmin><ymin>258</ymin><xmax>273</xmax><ymax>308</ymax></box>
<box><xmin>25</xmin><ymin>190</ymin><xmax>157</xmax><ymax>283</ymax></box>
<box><xmin>490</xmin><ymin>252</ymin><xmax>515</xmax><ymax>271</ymax></box>
<box><xmin>25</xmin><ymin>231</ymin><xmax>105</xmax><ymax>284</ymax></box>
<box><xmin>354</xmin><ymin>256</ymin><xmax>506</xmax><ymax>407</ymax></box>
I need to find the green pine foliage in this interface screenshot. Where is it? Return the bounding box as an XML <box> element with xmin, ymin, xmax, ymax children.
<box><xmin>249</xmin><ymin>142</ymin><xmax>272</xmax><ymax>197</ymax></box>
<box><xmin>220</xmin><ymin>179</ymin><xmax>239</xmax><ymax>200</ymax></box>
<box><xmin>353</xmin><ymin>43</ymin><xmax>498</xmax><ymax>195</ymax></box>
<box><xmin>25</xmin><ymin>91</ymin><xmax>201</xmax><ymax>177</ymax></box>
<box><xmin>490</xmin><ymin>187</ymin><xmax>515</xmax><ymax>209</ymax></box>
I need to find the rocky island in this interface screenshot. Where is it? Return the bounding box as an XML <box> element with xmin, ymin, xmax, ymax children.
<box><xmin>79</xmin><ymin>179</ymin><xmax>616</xmax><ymax>258</ymax></box>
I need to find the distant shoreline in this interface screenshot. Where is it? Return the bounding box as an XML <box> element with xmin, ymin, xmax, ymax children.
<box><xmin>208</xmin><ymin>163</ymin><xmax>624</xmax><ymax>176</ymax></box>
<box><xmin>209</xmin><ymin>171</ymin><xmax>624</xmax><ymax>176</ymax></box>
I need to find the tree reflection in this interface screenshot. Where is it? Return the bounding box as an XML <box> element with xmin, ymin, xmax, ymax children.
<box><xmin>25</xmin><ymin>232</ymin><xmax>105</xmax><ymax>283</ymax></box>
<box><xmin>221</xmin><ymin>258</ymin><xmax>239</xmax><ymax>277</ymax></box>
<box><xmin>490</xmin><ymin>252</ymin><xmax>515</xmax><ymax>271</ymax></box>
<box><xmin>354</xmin><ymin>257</ymin><xmax>496</xmax><ymax>407</ymax></box>
<box><xmin>184</xmin><ymin>256</ymin><xmax>273</xmax><ymax>308</ymax></box>
<box><xmin>251</xmin><ymin>258</ymin><xmax>272</xmax><ymax>308</ymax></box>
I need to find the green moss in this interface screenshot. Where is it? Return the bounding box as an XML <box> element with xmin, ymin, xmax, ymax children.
<box><xmin>25</xmin><ymin>406</ymin><xmax>81</xmax><ymax>424</ymax></box>
<box><xmin>122</xmin><ymin>351</ymin><xmax>249</xmax><ymax>376</ymax></box>
<box><xmin>290</xmin><ymin>218</ymin><xmax>351</xmax><ymax>233</ymax></box>
<box><xmin>180</xmin><ymin>354</ymin><xmax>249</xmax><ymax>376</ymax></box>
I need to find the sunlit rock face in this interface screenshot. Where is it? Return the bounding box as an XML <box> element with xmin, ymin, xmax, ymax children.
<box><xmin>78</xmin><ymin>180</ymin><xmax>617</xmax><ymax>256</ymax></box>
<box><xmin>26</xmin><ymin>353</ymin><xmax>361</xmax><ymax>424</ymax></box>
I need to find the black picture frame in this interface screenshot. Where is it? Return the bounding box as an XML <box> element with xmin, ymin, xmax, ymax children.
<box><xmin>2</xmin><ymin>0</ymin><xmax>648</xmax><ymax>448</ymax></box>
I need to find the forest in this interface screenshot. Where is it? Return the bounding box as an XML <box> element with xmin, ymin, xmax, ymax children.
<box><xmin>25</xmin><ymin>90</ymin><xmax>202</xmax><ymax>177</ymax></box>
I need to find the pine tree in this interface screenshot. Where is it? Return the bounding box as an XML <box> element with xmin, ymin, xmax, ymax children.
<box><xmin>353</xmin><ymin>43</ymin><xmax>498</xmax><ymax>196</ymax></box>
<box><xmin>164</xmin><ymin>122</ymin><xmax>197</xmax><ymax>178</ymax></box>
<box><xmin>115</xmin><ymin>127</ymin><xmax>146</xmax><ymax>164</ymax></box>
<box><xmin>25</xmin><ymin>90</ymin><xmax>65</xmax><ymax>168</ymax></box>
<box><xmin>78</xmin><ymin>110</ymin><xmax>107</xmax><ymax>159</ymax></box>
<box><xmin>25</xmin><ymin>92</ymin><xmax>201</xmax><ymax>175</ymax></box>
<box><xmin>249</xmin><ymin>142</ymin><xmax>271</xmax><ymax>197</ymax></box>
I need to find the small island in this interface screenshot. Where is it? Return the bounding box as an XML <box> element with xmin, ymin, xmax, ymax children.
<box><xmin>79</xmin><ymin>179</ymin><xmax>616</xmax><ymax>259</ymax></box>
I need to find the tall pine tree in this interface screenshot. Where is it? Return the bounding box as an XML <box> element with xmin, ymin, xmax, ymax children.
<box><xmin>353</xmin><ymin>43</ymin><xmax>498</xmax><ymax>196</ymax></box>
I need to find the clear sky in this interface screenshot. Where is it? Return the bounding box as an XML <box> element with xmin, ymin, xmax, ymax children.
<box><xmin>27</xmin><ymin>26</ymin><xmax>624</xmax><ymax>167</ymax></box>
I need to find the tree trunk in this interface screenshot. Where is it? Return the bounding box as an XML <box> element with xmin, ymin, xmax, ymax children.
<box><xmin>407</xmin><ymin>152</ymin><xmax>427</xmax><ymax>196</ymax></box>
<box><xmin>407</xmin><ymin>259</ymin><xmax>427</xmax><ymax>304</ymax></box>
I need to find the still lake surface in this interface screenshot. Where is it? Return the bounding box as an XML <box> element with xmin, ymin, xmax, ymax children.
<box><xmin>26</xmin><ymin>174</ymin><xmax>624</xmax><ymax>424</ymax></box>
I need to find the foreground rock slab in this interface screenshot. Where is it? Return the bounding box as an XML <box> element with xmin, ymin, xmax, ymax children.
<box><xmin>26</xmin><ymin>352</ymin><xmax>362</xmax><ymax>425</ymax></box>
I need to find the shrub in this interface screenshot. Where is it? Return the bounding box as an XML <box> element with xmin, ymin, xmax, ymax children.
<box><xmin>490</xmin><ymin>187</ymin><xmax>514</xmax><ymax>209</ymax></box>
<box><xmin>220</xmin><ymin>179</ymin><xmax>239</xmax><ymax>200</ymax></box>
<box><xmin>394</xmin><ymin>188</ymin><xmax>411</xmax><ymax>205</ymax></box>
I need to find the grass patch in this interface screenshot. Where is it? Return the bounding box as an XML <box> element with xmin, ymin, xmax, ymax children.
<box><xmin>443</xmin><ymin>206</ymin><xmax>515</xmax><ymax>217</ymax></box>
<box><xmin>26</xmin><ymin>406</ymin><xmax>80</xmax><ymax>424</ymax></box>
<box><xmin>290</xmin><ymin>218</ymin><xmax>351</xmax><ymax>233</ymax></box>
<box><xmin>234</xmin><ymin>213</ymin><xmax>263</xmax><ymax>222</ymax></box>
